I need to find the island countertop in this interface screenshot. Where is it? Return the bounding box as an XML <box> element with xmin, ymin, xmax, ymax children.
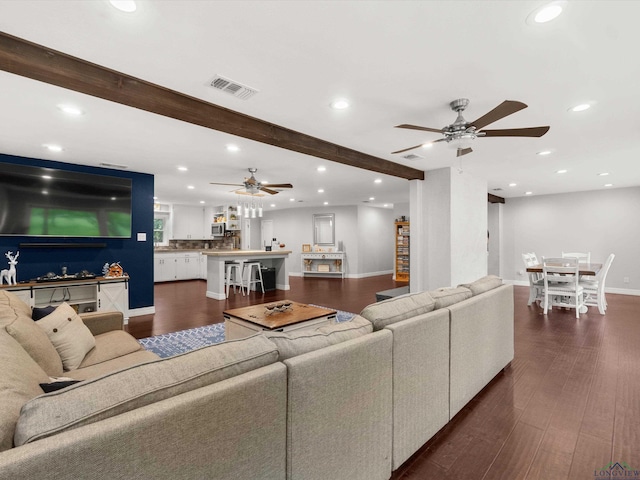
<box><xmin>201</xmin><ymin>250</ymin><xmax>292</xmax><ymax>257</ymax></box>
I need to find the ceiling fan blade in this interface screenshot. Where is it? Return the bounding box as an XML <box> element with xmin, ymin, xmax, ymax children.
<box><xmin>395</xmin><ymin>124</ymin><xmax>443</xmax><ymax>134</ymax></box>
<box><xmin>259</xmin><ymin>187</ymin><xmax>279</xmax><ymax>195</ymax></box>
<box><xmin>391</xmin><ymin>144</ymin><xmax>424</xmax><ymax>154</ymax></box>
<box><xmin>210</xmin><ymin>182</ymin><xmax>244</xmax><ymax>187</ymax></box>
<box><xmin>457</xmin><ymin>147</ymin><xmax>473</xmax><ymax>157</ymax></box>
<box><xmin>263</xmin><ymin>183</ymin><xmax>293</xmax><ymax>188</ymax></box>
<box><xmin>481</xmin><ymin>126</ymin><xmax>550</xmax><ymax>137</ymax></box>
<box><xmin>235</xmin><ymin>190</ymin><xmax>265</xmax><ymax>197</ymax></box>
<box><xmin>470</xmin><ymin>100</ymin><xmax>527</xmax><ymax>130</ymax></box>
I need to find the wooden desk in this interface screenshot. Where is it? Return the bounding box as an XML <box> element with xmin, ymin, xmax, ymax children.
<box><xmin>526</xmin><ymin>262</ymin><xmax>602</xmax><ymax>276</ymax></box>
<box><xmin>223</xmin><ymin>300</ymin><xmax>336</xmax><ymax>340</ymax></box>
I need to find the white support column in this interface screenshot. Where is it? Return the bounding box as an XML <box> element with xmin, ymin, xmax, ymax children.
<box><xmin>409</xmin><ymin>167</ymin><xmax>488</xmax><ymax>292</ymax></box>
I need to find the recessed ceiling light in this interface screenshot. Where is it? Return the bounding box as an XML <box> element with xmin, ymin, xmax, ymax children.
<box><xmin>323</xmin><ymin>201</ymin><xmax>329</xmax><ymax>205</ymax></box>
<box><xmin>537</xmin><ymin>150</ymin><xmax>552</xmax><ymax>156</ymax></box>
<box><xmin>43</xmin><ymin>144</ymin><xmax>63</xmax><ymax>152</ymax></box>
<box><xmin>109</xmin><ymin>0</ymin><xmax>137</xmax><ymax>12</ymax></box>
<box><xmin>199</xmin><ymin>200</ymin><xmax>205</xmax><ymax>204</ymax></box>
<box><xmin>525</xmin><ymin>191</ymin><xmax>533</xmax><ymax>195</ymax></box>
<box><xmin>383</xmin><ymin>204</ymin><xmax>389</xmax><ymax>207</ymax></box>
<box><xmin>187</xmin><ymin>185</ymin><xmax>195</xmax><ymax>190</ymax></box>
<box><xmin>289</xmin><ymin>198</ymin><xmax>295</xmax><ymax>202</ymax></box>
<box><xmin>535</xmin><ymin>1</ymin><xmax>565</xmax><ymax>23</ymax></box>
<box><xmin>421</xmin><ymin>143</ymin><xmax>433</xmax><ymax>149</ymax></box>
<box><xmin>374</xmin><ymin>179</ymin><xmax>382</xmax><ymax>184</ymax></box>
<box><xmin>317</xmin><ymin>166</ymin><xmax>326</xmax><ymax>172</ymax></box>
<box><xmin>598</xmin><ymin>172</ymin><xmax>610</xmax><ymax>176</ymax></box>
<box><xmin>604</xmin><ymin>183</ymin><xmax>613</xmax><ymax>187</ymax></box>
<box><xmin>570</xmin><ymin>103</ymin><xmax>591</xmax><ymax>112</ymax></box>
<box><xmin>369</xmin><ymin>197</ymin><xmax>375</xmax><ymax>201</ymax></box>
<box><xmin>317</xmin><ymin>189</ymin><xmax>324</xmax><ymax>193</ymax></box>
<box><xmin>226</xmin><ymin>144</ymin><xmax>240</xmax><ymax>152</ymax></box>
<box><xmin>57</xmin><ymin>104</ymin><xmax>84</xmax><ymax>116</ymax></box>
<box><xmin>177</xmin><ymin>166</ymin><xmax>188</xmax><ymax>172</ymax></box>
<box><xmin>330</xmin><ymin>99</ymin><xmax>350</xmax><ymax>110</ymax></box>
<box><xmin>509</xmin><ymin>183</ymin><xmax>517</xmax><ymax>187</ymax></box>
<box><xmin>556</xmin><ymin>169</ymin><xmax>568</xmax><ymax>174</ymax></box>
<box><xmin>270</xmin><ymin>203</ymin><xmax>276</xmax><ymax>207</ymax></box>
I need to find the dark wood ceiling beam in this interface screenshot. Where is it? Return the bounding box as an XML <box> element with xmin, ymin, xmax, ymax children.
<box><xmin>0</xmin><ymin>32</ymin><xmax>424</xmax><ymax>181</ymax></box>
<box><xmin>488</xmin><ymin>193</ymin><xmax>505</xmax><ymax>204</ymax></box>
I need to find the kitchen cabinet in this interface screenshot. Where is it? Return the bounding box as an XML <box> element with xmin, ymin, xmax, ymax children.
<box><xmin>154</xmin><ymin>253</ymin><xmax>203</xmax><ymax>282</ymax></box>
<box><xmin>171</xmin><ymin>205</ymin><xmax>205</xmax><ymax>239</ymax></box>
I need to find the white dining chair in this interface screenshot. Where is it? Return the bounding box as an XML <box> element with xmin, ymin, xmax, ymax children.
<box><xmin>580</xmin><ymin>253</ymin><xmax>615</xmax><ymax>315</ymax></box>
<box><xmin>542</xmin><ymin>257</ymin><xmax>584</xmax><ymax>319</ymax></box>
<box><xmin>522</xmin><ymin>252</ymin><xmax>544</xmax><ymax>306</ymax></box>
<box><xmin>562</xmin><ymin>251</ymin><xmax>591</xmax><ymax>263</ymax></box>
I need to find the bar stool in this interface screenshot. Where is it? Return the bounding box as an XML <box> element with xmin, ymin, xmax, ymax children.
<box><xmin>225</xmin><ymin>261</ymin><xmax>244</xmax><ymax>297</ymax></box>
<box><xmin>242</xmin><ymin>262</ymin><xmax>264</xmax><ymax>294</ymax></box>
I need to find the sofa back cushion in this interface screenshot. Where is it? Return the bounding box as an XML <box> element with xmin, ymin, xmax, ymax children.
<box><xmin>2</xmin><ymin>297</ymin><xmax>64</xmax><ymax>377</ymax></box>
<box><xmin>264</xmin><ymin>315</ymin><xmax>372</xmax><ymax>361</ymax></box>
<box><xmin>14</xmin><ymin>333</ymin><xmax>278</xmax><ymax>446</ymax></box>
<box><xmin>360</xmin><ymin>291</ymin><xmax>436</xmax><ymax>331</ymax></box>
<box><xmin>429</xmin><ymin>286</ymin><xmax>473</xmax><ymax>309</ymax></box>
<box><xmin>0</xmin><ymin>330</ymin><xmax>50</xmax><ymax>452</ymax></box>
<box><xmin>458</xmin><ymin>275</ymin><xmax>503</xmax><ymax>296</ymax></box>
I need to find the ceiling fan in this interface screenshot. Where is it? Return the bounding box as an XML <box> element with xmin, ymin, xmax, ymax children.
<box><xmin>210</xmin><ymin>168</ymin><xmax>293</xmax><ymax>195</ymax></box>
<box><xmin>392</xmin><ymin>99</ymin><xmax>550</xmax><ymax>157</ymax></box>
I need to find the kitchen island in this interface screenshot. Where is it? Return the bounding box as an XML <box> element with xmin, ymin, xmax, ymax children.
<box><xmin>202</xmin><ymin>250</ymin><xmax>292</xmax><ymax>300</ymax></box>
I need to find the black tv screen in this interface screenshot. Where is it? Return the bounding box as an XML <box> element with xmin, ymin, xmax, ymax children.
<box><xmin>0</xmin><ymin>162</ymin><xmax>132</xmax><ymax>238</ymax></box>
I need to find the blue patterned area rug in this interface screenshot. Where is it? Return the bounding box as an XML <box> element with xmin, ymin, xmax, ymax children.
<box><xmin>138</xmin><ymin>305</ymin><xmax>355</xmax><ymax>358</ymax></box>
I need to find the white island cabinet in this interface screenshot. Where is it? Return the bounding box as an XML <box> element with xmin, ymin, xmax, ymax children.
<box><xmin>202</xmin><ymin>250</ymin><xmax>292</xmax><ymax>300</ymax></box>
<box><xmin>154</xmin><ymin>252</ymin><xmax>203</xmax><ymax>282</ymax></box>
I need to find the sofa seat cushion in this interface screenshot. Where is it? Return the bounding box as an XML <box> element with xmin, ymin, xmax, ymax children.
<box><xmin>78</xmin><ymin>330</ymin><xmax>145</xmax><ymax>369</ymax></box>
<box><xmin>264</xmin><ymin>315</ymin><xmax>373</xmax><ymax>361</ymax></box>
<box><xmin>35</xmin><ymin>303</ymin><xmax>96</xmax><ymax>371</ymax></box>
<box><xmin>0</xmin><ymin>330</ymin><xmax>50</xmax><ymax>452</ymax></box>
<box><xmin>360</xmin><ymin>291</ymin><xmax>436</xmax><ymax>330</ymax></box>
<box><xmin>429</xmin><ymin>287</ymin><xmax>472</xmax><ymax>309</ymax></box>
<box><xmin>459</xmin><ymin>275</ymin><xmax>503</xmax><ymax>296</ymax></box>
<box><xmin>4</xmin><ymin>306</ymin><xmax>63</xmax><ymax>378</ymax></box>
<box><xmin>14</xmin><ymin>333</ymin><xmax>278</xmax><ymax>446</ymax></box>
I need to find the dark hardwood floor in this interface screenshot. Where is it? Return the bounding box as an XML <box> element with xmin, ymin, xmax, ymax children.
<box><xmin>127</xmin><ymin>278</ymin><xmax>640</xmax><ymax>479</ymax></box>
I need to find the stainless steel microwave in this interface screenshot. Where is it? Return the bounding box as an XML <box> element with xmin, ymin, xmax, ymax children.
<box><xmin>211</xmin><ymin>223</ymin><xmax>225</xmax><ymax>236</ymax></box>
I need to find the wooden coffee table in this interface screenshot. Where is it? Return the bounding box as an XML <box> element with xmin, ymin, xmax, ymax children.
<box><xmin>223</xmin><ymin>300</ymin><xmax>337</xmax><ymax>340</ymax></box>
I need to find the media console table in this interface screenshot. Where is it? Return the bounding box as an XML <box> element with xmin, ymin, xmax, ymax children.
<box><xmin>1</xmin><ymin>276</ymin><xmax>129</xmax><ymax>319</ymax></box>
<box><xmin>301</xmin><ymin>251</ymin><xmax>345</xmax><ymax>278</ymax></box>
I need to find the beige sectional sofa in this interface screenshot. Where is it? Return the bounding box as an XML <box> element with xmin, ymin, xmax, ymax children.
<box><xmin>0</xmin><ymin>275</ymin><xmax>514</xmax><ymax>480</ymax></box>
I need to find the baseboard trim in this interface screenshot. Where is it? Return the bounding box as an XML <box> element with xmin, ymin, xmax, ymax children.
<box><xmin>128</xmin><ymin>306</ymin><xmax>155</xmax><ymax>317</ymax></box>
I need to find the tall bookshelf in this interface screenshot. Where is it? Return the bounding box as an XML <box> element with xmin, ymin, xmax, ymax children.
<box><xmin>395</xmin><ymin>221</ymin><xmax>410</xmax><ymax>282</ymax></box>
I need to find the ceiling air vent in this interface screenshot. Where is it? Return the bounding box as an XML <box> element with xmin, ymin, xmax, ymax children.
<box><xmin>210</xmin><ymin>75</ymin><xmax>258</xmax><ymax>100</ymax></box>
<box><xmin>402</xmin><ymin>153</ymin><xmax>424</xmax><ymax>161</ymax></box>
<box><xmin>99</xmin><ymin>162</ymin><xmax>128</xmax><ymax>169</ymax></box>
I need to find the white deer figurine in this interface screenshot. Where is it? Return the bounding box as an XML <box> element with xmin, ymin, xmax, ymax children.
<box><xmin>1</xmin><ymin>251</ymin><xmax>19</xmax><ymax>285</ymax></box>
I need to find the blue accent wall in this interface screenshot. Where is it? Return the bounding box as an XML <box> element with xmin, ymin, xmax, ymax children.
<box><xmin>0</xmin><ymin>153</ymin><xmax>154</xmax><ymax>310</ymax></box>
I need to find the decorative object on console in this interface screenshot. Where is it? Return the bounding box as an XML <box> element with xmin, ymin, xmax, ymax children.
<box><xmin>103</xmin><ymin>262</ymin><xmax>125</xmax><ymax>277</ymax></box>
<box><xmin>1</xmin><ymin>251</ymin><xmax>19</xmax><ymax>285</ymax></box>
<box><xmin>302</xmin><ymin>244</ymin><xmax>311</xmax><ymax>253</ymax></box>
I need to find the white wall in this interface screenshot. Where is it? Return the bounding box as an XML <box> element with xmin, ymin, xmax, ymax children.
<box><xmin>502</xmin><ymin>186</ymin><xmax>640</xmax><ymax>293</ymax></box>
<box><xmin>488</xmin><ymin>203</ymin><xmax>502</xmax><ymax>276</ymax></box>
<box><xmin>259</xmin><ymin>205</ymin><xmax>395</xmax><ymax>277</ymax></box>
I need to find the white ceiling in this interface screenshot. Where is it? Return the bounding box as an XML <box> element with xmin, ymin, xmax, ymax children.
<box><xmin>1</xmin><ymin>0</ymin><xmax>639</xmax><ymax>209</ymax></box>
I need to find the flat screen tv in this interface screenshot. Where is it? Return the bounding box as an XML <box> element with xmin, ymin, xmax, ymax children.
<box><xmin>0</xmin><ymin>162</ymin><xmax>132</xmax><ymax>238</ymax></box>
